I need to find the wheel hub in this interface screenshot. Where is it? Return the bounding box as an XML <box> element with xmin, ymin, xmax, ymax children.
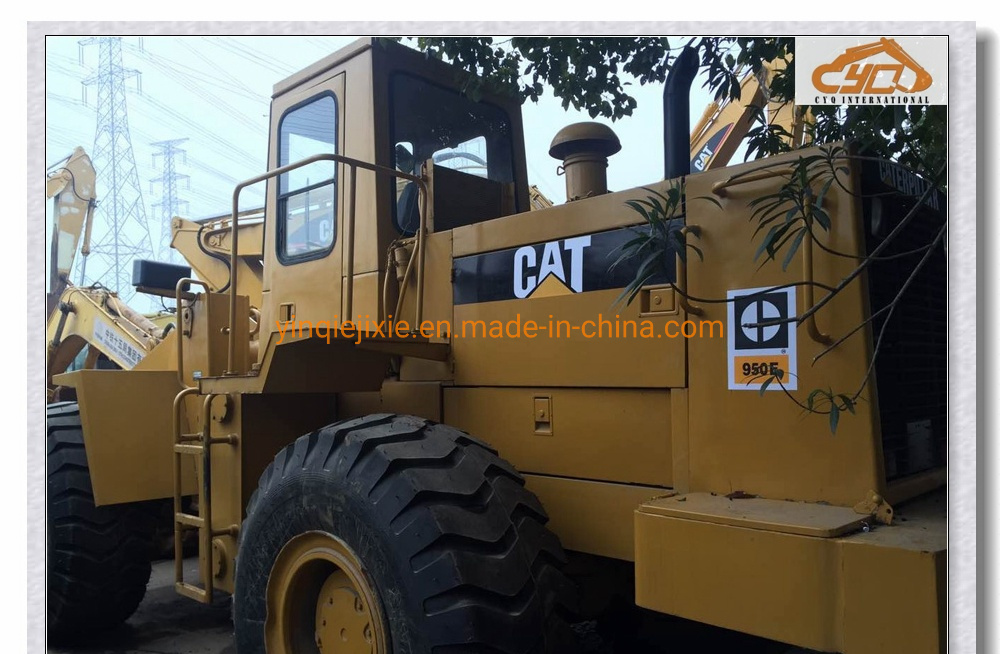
<box><xmin>265</xmin><ymin>531</ymin><xmax>386</xmax><ymax>654</ymax></box>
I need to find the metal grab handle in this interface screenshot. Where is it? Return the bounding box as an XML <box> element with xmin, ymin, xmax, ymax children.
<box><xmin>175</xmin><ymin>278</ymin><xmax>209</xmax><ymax>389</ymax></box>
<box><xmin>676</xmin><ymin>225</ymin><xmax>703</xmax><ymax>316</ymax></box>
<box><xmin>802</xmin><ymin>200</ymin><xmax>832</xmax><ymax>345</ymax></box>
<box><xmin>711</xmin><ymin>166</ymin><xmax>796</xmax><ymax>196</ymax></box>
<box><xmin>228</xmin><ymin>153</ymin><xmax>429</xmax><ymax>373</ymax></box>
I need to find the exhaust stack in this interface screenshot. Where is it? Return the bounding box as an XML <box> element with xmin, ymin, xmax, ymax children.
<box><xmin>663</xmin><ymin>46</ymin><xmax>699</xmax><ymax>179</ymax></box>
<box><xmin>549</xmin><ymin>122</ymin><xmax>622</xmax><ymax>202</ymax></box>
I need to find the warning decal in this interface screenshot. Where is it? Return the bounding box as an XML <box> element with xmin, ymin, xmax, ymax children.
<box><xmin>727</xmin><ymin>286</ymin><xmax>797</xmax><ymax>391</ymax></box>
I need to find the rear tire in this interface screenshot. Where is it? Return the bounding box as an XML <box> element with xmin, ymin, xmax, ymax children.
<box><xmin>234</xmin><ymin>413</ymin><xmax>577</xmax><ymax>653</ymax></box>
<box><xmin>47</xmin><ymin>402</ymin><xmax>153</xmax><ymax>641</ymax></box>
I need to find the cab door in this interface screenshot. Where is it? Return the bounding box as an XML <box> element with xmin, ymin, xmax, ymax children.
<box><xmin>260</xmin><ymin>74</ymin><xmax>346</xmax><ymax>343</ymax></box>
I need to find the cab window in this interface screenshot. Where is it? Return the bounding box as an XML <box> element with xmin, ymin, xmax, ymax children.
<box><xmin>277</xmin><ymin>94</ymin><xmax>338</xmax><ymax>262</ymax></box>
<box><xmin>390</xmin><ymin>73</ymin><xmax>516</xmax><ymax>235</ymax></box>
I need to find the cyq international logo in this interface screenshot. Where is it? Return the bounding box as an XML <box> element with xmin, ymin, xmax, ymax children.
<box><xmin>795</xmin><ymin>36</ymin><xmax>948</xmax><ymax>106</ymax></box>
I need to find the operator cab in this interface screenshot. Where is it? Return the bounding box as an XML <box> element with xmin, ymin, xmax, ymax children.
<box><xmin>389</xmin><ymin>72</ymin><xmax>520</xmax><ymax>235</ymax></box>
<box><xmin>253</xmin><ymin>38</ymin><xmax>529</xmax><ymax>386</ymax></box>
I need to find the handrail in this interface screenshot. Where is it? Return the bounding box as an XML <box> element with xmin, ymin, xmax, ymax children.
<box><xmin>676</xmin><ymin>225</ymin><xmax>703</xmax><ymax>316</ymax></box>
<box><xmin>711</xmin><ymin>166</ymin><xmax>797</xmax><ymax>196</ymax></box>
<box><xmin>171</xmin><ymin>386</ymin><xmax>199</xmax><ymax>591</ymax></box>
<box><xmin>802</xmin><ymin>198</ymin><xmax>832</xmax><ymax>344</ymax></box>
<box><xmin>415</xmin><ymin>168</ymin><xmax>429</xmax><ymax>327</ymax></box>
<box><xmin>227</xmin><ymin>153</ymin><xmax>428</xmax><ymax>374</ymax></box>
<box><xmin>196</xmin><ymin>393</ymin><xmax>216</xmax><ymax>603</ymax></box>
<box><xmin>176</xmin><ymin>278</ymin><xmax>209</xmax><ymax>389</ymax></box>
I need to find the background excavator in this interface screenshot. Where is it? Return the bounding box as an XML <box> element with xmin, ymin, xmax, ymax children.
<box><xmin>689</xmin><ymin>60</ymin><xmax>813</xmax><ymax>173</ymax></box>
<box><xmin>45</xmin><ymin>153</ymin><xmax>265</xmax><ymax>400</ymax></box>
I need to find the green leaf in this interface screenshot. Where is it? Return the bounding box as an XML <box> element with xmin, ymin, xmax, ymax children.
<box><xmin>765</xmin><ymin>223</ymin><xmax>794</xmax><ymax>260</ymax></box>
<box><xmin>624</xmin><ymin>200</ymin><xmax>652</xmax><ymax>222</ymax></box>
<box><xmin>838</xmin><ymin>394</ymin><xmax>856</xmax><ymax>414</ymax></box>
<box><xmin>829</xmin><ymin>403</ymin><xmax>840</xmax><ymax>434</ymax></box>
<box><xmin>816</xmin><ymin>176</ymin><xmax>835</xmax><ymax>209</ymax></box>
<box><xmin>693</xmin><ymin>194</ymin><xmax>723</xmax><ymax>209</ymax></box>
<box><xmin>812</xmin><ymin>207</ymin><xmax>831</xmax><ymax>231</ymax></box>
<box><xmin>754</xmin><ymin>225</ymin><xmax>779</xmax><ymax>261</ymax></box>
<box><xmin>781</xmin><ymin>229</ymin><xmax>806</xmax><ymax>271</ymax></box>
<box><xmin>759</xmin><ymin>376</ymin><xmax>774</xmax><ymax>395</ymax></box>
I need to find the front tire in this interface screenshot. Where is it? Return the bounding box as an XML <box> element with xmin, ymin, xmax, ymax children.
<box><xmin>47</xmin><ymin>402</ymin><xmax>153</xmax><ymax>641</ymax></box>
<box><xmin>233</xmin><ymin>413</ymin><xmax>576</xmax><ymax>653</ymax></box>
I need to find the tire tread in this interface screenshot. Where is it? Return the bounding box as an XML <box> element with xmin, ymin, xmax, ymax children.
<box><xmin>47</xmin><ymin>403</ymin><xmax>153</xmax><ymax>642</ymax></box>
<box><xmin>236</xmin><ymin>413</ymin><xmax>576</xmax><ymax>654</ymax></box>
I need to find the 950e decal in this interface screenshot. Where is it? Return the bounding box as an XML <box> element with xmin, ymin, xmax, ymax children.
<box><xmin>727</xmin><ymin>286</ymin><xmax>797</xmax><ymax>391</ymax></box>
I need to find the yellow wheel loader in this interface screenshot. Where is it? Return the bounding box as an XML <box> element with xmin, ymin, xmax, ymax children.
<box><xmin>47</xmin><ymin>38</ymin><xmax>946</xmax><ymax>653</ymax></box>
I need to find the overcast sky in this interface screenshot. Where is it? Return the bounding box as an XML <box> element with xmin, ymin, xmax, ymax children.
<box><xmin>45</xmin><ymin>36</ymin><xmax>724</xmax><ymax>301</ymax></box>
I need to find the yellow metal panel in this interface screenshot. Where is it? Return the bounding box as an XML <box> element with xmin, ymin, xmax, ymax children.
<box><xmin>523</xmin><ymin>474</ymin><xmax>665</xmax><ymax>562</ymax></box>
<box><xmin>635</xmin><ymin>509</ymin><xmax>843</xmax><ymax>650</ymax></box>
<box><xmin>452</xmin><ymin>289</ymin><xmax>687</xmax><ymax>388</ymax></box>
<box><xmin>346</xmin><ymin>270</ymin><xmax>381</xmax><ymax>324</ymax></box>
<box><xmin>670</xmin><ymin>388</ymin><xmax>690</xmax><ymax>493</ymax></box>
<box><xmin>445</xmin><ymin>387</ymin><xmax>672</xmax><ymax>486</ymax></box>
<box><xmin>634</xmin><ymin>489</ymin><xmax>946</xmax><ymax>653</ymax></box>
<box><xmin>684</xmin><ymin>154</ymin><xmax>884</xmax><ymax>506</ymax></box>
<box><xmin>59</xmin><ymin>369</ymin><xmax>196</xmax><ymax>506</ymax></box>
<box><xmin>841</xmin><ymin>541</ymin><xmax>945</xmax><ymax>654</ymax></box>
<box><xmin>452</xmin><ymin>186</ymin><xmax>674</xmax><ymax>257</ymax></box>
<box><xmin>134</xmin><ymin>329</ymin><xmax>178</xmax><ymax>372</ymax></box>
<box><xmin>181</xmin><ymin>292</ymin><xmax>250</xmax><ymax>385</ymax></box>
<box><xmin>639</xmin><ymin>493</ymin><xmax>866</xmax><ymax>537</ymax></box>
<box><xmin>338</xmin><ymin>380</ymin><xmax>442</xmax><ymax>422</ymax></box>
<box><xmin>394</xmin><ymin>230</ymin><xmax>453</xmax><ymax>334</ymax></box>
<box><xmin>272</xmin><ymin>38</ymin><xmax>371</xmax><ymax>97</ymax></box>
<box><xmin>399</xmin><ymin>356</ymin><xmax>453</xmax><ymax>382</ymax></box>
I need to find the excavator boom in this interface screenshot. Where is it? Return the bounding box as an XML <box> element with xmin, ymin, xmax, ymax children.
<box><xmin>47</xmin><ymin>147</ymin><xmax>97</xmax><ymax>313</ymax></box>
<box><xmin>690</xmin><ymin>60</ymin><xmax>813</xmax><ymax>173</ymax></box>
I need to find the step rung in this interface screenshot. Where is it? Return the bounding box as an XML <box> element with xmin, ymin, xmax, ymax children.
<box><xmin>175</xmin><ymin>513</ymin><xmax>204</xmax><ymax>528</ymax></box>
<box><xmin>174</xmin><ymin>443</ymin><xmax>204</xmax><ymax>456</ymax></box>
<box><xmin>175</xmin><ymin>582</ymin><xmax>210</xmax><ymax>603</ymax></box>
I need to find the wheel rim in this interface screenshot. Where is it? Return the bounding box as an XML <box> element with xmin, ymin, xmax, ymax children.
<box><xmin>265</xmin><ymin>530</ymin><xmax>387</xmax><ymax>654</ymax></box>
